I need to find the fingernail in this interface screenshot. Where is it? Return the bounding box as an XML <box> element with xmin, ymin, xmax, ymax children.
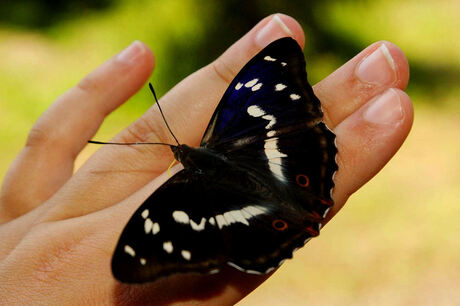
<box><xmin>255</xmin><ymin>14</ymin><xmax>294</xmax><ymax>48</ymax></box>
<box><xmin>117</xmin><ymin>40</ymin><xmax>144</xmax><ymax>64</ymax></box>
<box><xmin>356</xmin><ymin>43</ymin><xmax>397</xmax><ymax>85</ymax></box>
<box><xmin>363</xmin><ymin>88</ymin><xmax>403</xmax><ymax>125</ymax></box>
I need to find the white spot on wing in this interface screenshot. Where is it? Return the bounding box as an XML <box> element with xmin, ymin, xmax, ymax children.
<box><xmin>275</xmin><ymin>83</ymin><xmax>287</xmax><ymax>91</ymax></box>
<box><xmin>190</xmin><ymin>218</ymin><xmax>206</xmax><ymax>231</ymax></box>
<box><xmin>281</xmin><ymin>62</ymin><xmax>287</xmax><ymax>66</ymax></box>
<box><xmin>215</xmin><ymin>215</ymin><xmax>226</xmax><ymax>229</ymax></box>
<box><xmin>223</xmin><ymin>210</ymin><xmax>248</xmax><ymax>226</ymax></box>
<box><xmin>243</xmin><ymin>205</ymin><xmax>268</xmax><ymax>216</ymax></box>
<box><xmin>222</xmin><ymin>211</ymin><xmax>234</xmax><ymax>224</ymax></box>
<box><xmin>264</xmin><ymin>137</ymin><xmax>287</xmax><ymax>159</ymax></box>
<box><xmin>322</xmin><ymin>207</ymin><xmax>331</xmax><ymax>218</ymax></box>
<box><xmin>214</xmin><ymin>205</ymin><xmax>267</xmax><ymax>229</ymax></box>
<box><xmin>264</xmin><ymin>137</ymin><xmax>278</xmax><ymax>150</ymax></box>
<box><xmin>251</xmin><ymin>83</ymin><xmax>263</xmax><ymax>91</ymax></box>
<box><xmin>264</xmin><ymin>138</ymin><xmax>287</xmax><ymax>182</ymax></box>
<box><xmin>247</xmin><ymin>106</ymin><xmax>286</xmax><ymax>182</ymax></box>
<box><xmin>144</xmin><ymin>218</ymin><xmax>153</xmax><ymax>234</ymax></box>
<box><xmin>262</xmin><ymin>114</ymin><xmax>276</xmax><ymax>129</ymax></box>
<box><xmin>265</xmin><ymin>267</ymin><xmax>275</xmax><ymax>273</ymax></box>
<box><xmin>247</xmin><ymin>105</ymin><xmax>277</xmax><ymax>130</ymax></box>
<box><xmin>245</xmin><ymin>78</ymin><xmax>259</xmax><ymax>88</ymax></box>
<box><xmin>246</xmin><ymin>269</ymin><xmax>263</xmax><ymax>275</ymax></box>
<box><xmin>181</xmin><ymin>250</ymin><xmax>191</xmax><ymax>260</ymax></box>
<box><xmin>172</xmin><ymin>211</ymin><xmax>190</xmax><ymax>224</ymax></box>
<box><xmin>152</xmin><ymin>222</ymin><xmax>160</xmax><ymax>235</ymax></box>
<box><xmin>124</xmin><ymin>245</ymin><xmax>135</xmax><ymax>257</ymax></box>
<box><xmin>226</xmin><ymin>210</ymin><xmax>249</xmax><ymax>226</ymax></box>
<box><xmin>265</xmin><ymin>150</ymin><xmax>288</xmax><ymax>159</ymax></box>
<box><xmin>228</xmin><ymin>262</ymin><xmax>245</xmax><ymax>272</ymax></box>
<box><xmin>247</xmin><ymin>105</ymin><xmax>265</xmax><ymax>117</ymax></box>
<box><xmin>140</xmin><ymin>258</ymin><xmax>146</xmax><ymax>265</ymax></box>
<box><xmin>141</xmin><ymin>209</ymin><xmax>149</xmax><ymax>219</ymax></box>
<box><xmin>290</xmin><ymin>93</ymin><xmax>301</xmax><ymax>100</ymax></box>
<box><xmin>240</xmin><ymin>208</ymin><xmax>251</xmax><ymax>219</ymax></box>
<box><xmin>268</xmin><ymin>158</ymin><xmax>285</xmax><ymax>181</ymax></box>
<box><xmin>264</xmin><ymin>55</ymin><xmax>276</xmax><ymax>61</ymax></box>
<box><xmin>163</xmin><ymin>241</ymin><xmax>173</xmax><ymax>254</ymax></box>
<box><xmin>209</xmin><ymin>217</ymin><xmax>216</xmax><ymax>226</ymax></box>
<box><xmin>227</xmin><ymin>262</ymin><xmax>262</xmax><ymax>274</ymax></box>
<box><xmin>235</xmin><ymin>82</ymin><xmax>243</xmax><ymax>90</ymax></box>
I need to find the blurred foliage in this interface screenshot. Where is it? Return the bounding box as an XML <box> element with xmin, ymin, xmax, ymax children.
<box><xmin>0</xmin><ymin>0</ymin><xmax>118</xmax><ymax>28</ymax></box>
<box><xmin>1</xmin><ymin>0</ymin><xmax>458</xmax><ymax>108</ymax></box>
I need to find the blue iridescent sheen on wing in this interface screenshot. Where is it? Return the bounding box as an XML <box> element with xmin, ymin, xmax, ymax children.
<box><xmin>202</xmin><ymin>37</ymin><xmax>322</xmax><ymax>146</ymax></box>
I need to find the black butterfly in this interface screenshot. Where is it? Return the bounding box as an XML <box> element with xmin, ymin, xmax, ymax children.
<box><xmin>111</xmin><ymin>37</ymin><xmax>338</xmax><ymax>283</ymax></box>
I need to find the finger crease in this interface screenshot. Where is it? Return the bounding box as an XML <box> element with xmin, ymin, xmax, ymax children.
<box><xmin>211</xmin><ymin>59</ymin><xmax>235</xmax><ymax>85</ymax></box>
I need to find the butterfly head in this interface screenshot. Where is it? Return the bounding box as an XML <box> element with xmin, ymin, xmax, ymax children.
<box><xmin>170</xmin><ymin>144</ymin><xmax>191</xmax><ymax>164</ymax></box>
<box><xmin>170</xmin><ymin>144</ymin><xmax>228</xmax><ymax>175</ymax></box>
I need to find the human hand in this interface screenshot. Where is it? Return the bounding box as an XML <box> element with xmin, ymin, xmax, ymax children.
<box><xmin>0</xmin><ymin>14</ymin><xmax>412</xmax><ymax>305</ymax></box>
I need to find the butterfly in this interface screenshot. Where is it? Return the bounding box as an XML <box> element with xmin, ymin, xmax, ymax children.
<box><xmin>111</xmin><ymin>37</ymin><xmax>338</xmax><ymax>283</ymax></box>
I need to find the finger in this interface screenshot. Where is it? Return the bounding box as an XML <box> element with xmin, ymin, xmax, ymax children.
<box><xmin>0</xmin><ymin>41</ymin><xmax>154</xmax><ymax>222</ymax></box>
<box><xmin>315</xmin><ymin>41</ymin><xmax>410</xmax><ymax>128</ymax></box>
<box><xmin>329</xmin><ymin>88</ymin><xmax>414</xmax><ymax>217</ymax></box>
<box><xmin>39</xmin><ymin>13</ymin><xmax>305</xmax><ymax>222</ymax></box>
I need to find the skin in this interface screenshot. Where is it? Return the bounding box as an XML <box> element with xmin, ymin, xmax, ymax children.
<box><xmin>0</xmin><ymin>14</ymin><xmax>413</xmax><ymax>305</ymax></box>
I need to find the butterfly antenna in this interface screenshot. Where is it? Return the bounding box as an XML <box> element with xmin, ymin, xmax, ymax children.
<box><xmin>87</xmin><ymin>140</ymin><xmax>172</xmax><ymax>146</ymax></box>
<box><xmin>149</xmin><ymin>83</ymin><xmax>180</xmax><ymax>146</ymax></box>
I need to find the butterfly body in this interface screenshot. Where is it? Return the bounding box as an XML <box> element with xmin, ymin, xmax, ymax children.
<box><xmin>112</xmin><ymin>37</ymin><xmax>338</xmax><ymax>283</ymax></box>
<box><xmin>171</xmin><ymin>144</ymin><xmax>230</xmax><ymax>176</ymax></box>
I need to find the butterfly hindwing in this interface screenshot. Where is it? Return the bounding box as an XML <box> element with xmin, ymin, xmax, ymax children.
<box><xmin>112</xmin><ymin>163</ymin><xmax>323</xmax><ymax>282</ymax></box>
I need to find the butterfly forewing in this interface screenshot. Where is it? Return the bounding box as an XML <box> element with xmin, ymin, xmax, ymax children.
<box><xmin>203</xmin><ymin>37</ymin><xmax>337</xmax><ymax>218</ymax></box>
<box><xmin>201</xmin><ymin>37</ymin><xmax>323</xmax><ymax>147</ymax></box>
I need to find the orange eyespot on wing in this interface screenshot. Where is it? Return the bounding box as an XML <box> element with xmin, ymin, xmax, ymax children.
<box><xmin>272</xmin><ymin>219</ymin><xmax>288</xmax><ymax>231</ymax></box>
<box><xmin>295</xmin><ymin>174</ymin><xmax>310</xmax><ymax>187</ymax></box>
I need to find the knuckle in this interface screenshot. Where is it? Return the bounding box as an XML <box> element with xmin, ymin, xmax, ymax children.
<box><xmin>119</xmin><ymin>111</ymin><xmax>172</xmax><ymax>145</ymax></box>
<box><xmin>0</xmin><ymin>194</ymin><xmax>34</xmax><ymax>221</ymax></box>
<box><xmin>22</xmin><ymin>222</ymin><xmax>93</xmax><ymax>284</ymax></box>
<box><xmin>77</xmin><ymin>73</ymin><xmax>102</xmax><ymax>96</ymax></box>
<box><xmin>25</xmin><ymin>125</ymin><xmax>50</xmax><ymax>148</ymax></box>
<box><xmin>210</xmin><ymin>43</ymin><xmax>258</xmax><ymax>85</ymax></box>
<box><xmin>122</xmin><ymin>115</ymin><xmax>156</xmax><ymax>144</ymax></box>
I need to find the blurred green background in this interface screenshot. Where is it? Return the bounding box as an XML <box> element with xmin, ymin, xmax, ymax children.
<box><xmin>0</xmin><ymin>0</ymin><xmax>458</xmax><ymax>305</ymax></box>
